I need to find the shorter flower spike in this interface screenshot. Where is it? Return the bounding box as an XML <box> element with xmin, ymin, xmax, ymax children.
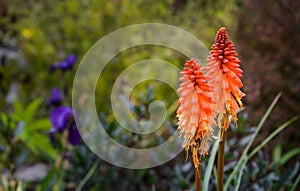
<box><xmin>177</xmin><ymin>58</ymin><xmax>214</xmax><ymax>167</ymax></box>
<box><xmin>206</xmin><ymin>27</ymin><xmax>245</xmax><ymax>129</ymax></box>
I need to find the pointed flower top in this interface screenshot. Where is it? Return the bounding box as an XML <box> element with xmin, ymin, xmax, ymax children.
<box><xmin>206</xmin><ymin>27</ymin><xmax>245</xmax><ymax>127</ymax></box>
<box><xmin>177</xmin><ymin>58</ymin><xmax>214</xmax><ymax>167</ymax></box>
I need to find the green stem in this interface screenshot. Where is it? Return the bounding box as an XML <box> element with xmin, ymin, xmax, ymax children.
<box><xmin>75</xmin><ymin>159</ymin><xmax>100</xmax><ymax>191</ymax></box>
<box><xmin>195</xmin><ymin>167</ymin><xmax>201</xmax><ymax>191</ymax></box>
<box><xmin>217</xmin><ymin>127</ymin><xmax>226</xmax><ymax>191</ymax></box>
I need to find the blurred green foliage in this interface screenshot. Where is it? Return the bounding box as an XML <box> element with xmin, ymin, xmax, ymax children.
<box><xmin>1</xmin><ymin>0</ymin><xmax>238</xmax><ymax>107</ymax></box>
<box><xmin>0</xmin><ymin>99</ymin><xmax>57</xmax><ymax>168</ymax></box>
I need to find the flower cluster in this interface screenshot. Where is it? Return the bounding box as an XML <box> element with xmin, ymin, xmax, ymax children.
<box><xmin>48</xmin><ymin>87</ymin><xmax>81</xmax><ymax>146</ymax></box>
<box><xmin>177</xmin><ymin>27</ymin><xmax>245</xmax><ymax>167</ymax></box>
<box><xmin>49</xmin><ymin>106</ymin><xmax>81</xmax><ymax>146</ymax></box>
<box><xmin>48</xmin><ymin>53</ymin><xmax>81</xmax><ymax>146</ymax></box>
<box><xmin>50</xmin><ymin>54</ymin><xmax>77</xmax><ymax>72</ymax></box>
<box><xmin>206</xmin><ymin>27</ymin><xmax>245</xmax><ymax>127</ymax></box>
<box><xmin>177</xmin><ymin>59</ymin><xmax>214</xmax><ymax>167</ymax></box>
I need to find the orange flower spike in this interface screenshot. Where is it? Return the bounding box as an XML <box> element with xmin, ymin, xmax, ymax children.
<box><xmin>177</xmin><ymin>58</ymin><xmax>214</xmax><ymax>167</ymax></box>
<box><xmin>206</xmin><ymin>27</ymin><xmax>245</xmax><ymax>127</ymax></box>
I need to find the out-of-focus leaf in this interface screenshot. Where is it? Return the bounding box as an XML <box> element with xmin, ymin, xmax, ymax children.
<box><xmin>277</xmin><ymin>162</ymin><xmax>299</xmax><ymax>187</ymax></box>
<box><xmin>28</xmin><ymin>118</ymin><xmax>52</xmax><ymax>131</ymax></box>
<box><xmin>291</xmin><ymin>172</ymin><xmax>300</xmax><ymax>191</ymax></box>
<box><xmin>15</xmin><ymin>150</ymin><xmax>29</xmax><ymax>166</ymax></box>
<box><xmin>23</xmin><ymin>98</ymin><xmax>42</xmax><ymax>123</ymax></box>
<box><xmin>174</xmin><ymin>164</ymin><xmax>184</xmax><ymax>180</ymax></box>
<box><xmin>26</xmin><ymin>133</ymin><xmax>58</xmax><ymax>160</ymax></box>
<box><xmin>239</xmin><ymin>134</ymin><xmax>254</xmax><ymax>146</ymax></box>
<box><xmin>273</xmin><ymin>145</ymin><xmax>281</xmax><ymax>164</ymax></box>
<box><xmin>280</xmin><ymin>148</ymin><xmax>300</xmax><ymax>166</ymax></box>
<box><xmin>262</xmin><ymin>172</ymin><xmax>279</xmax><ymax>188</ymax></box>
<box><xmin>14</xmin><ymin>121</ymin><xmax>25</xmax><ymax>137</ymax></box>
<box><xmin>13</xmin><ymin>100</ymin><xmax>23</xmax><ymax>120</ymax></box>
<box><xmin>0</xmin><ymin>112</ymin><xmax>8</xmax><ymax>127</ymax></box>
<box><xmin>251</xmin><ymin>183</ymin><xmax>264</xmax><ymax>191</ymax></box>
<box><xmin>248</xmin><ymin>116</ymin><xmax>299</xmax><ymax>159</ymax></box>
<box><xmin>250</xmin><ymin>162</ymin><xmax>259</xmax><ymax>177</ymax></box>
<box><xmin>286</xmin><ymin>162</ymin><xmax>299</xmax><ymax>182</ymax></box>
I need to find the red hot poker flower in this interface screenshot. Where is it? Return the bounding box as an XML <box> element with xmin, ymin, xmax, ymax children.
<box><xmin>206</xmin><ymin>27</ymin><xmax>245</xmax><ymax>127</ymax></box>
<box><xmin>177</xmin><ymin>58</ymin><xmax>214</xmax><ymax>167</ymax></box>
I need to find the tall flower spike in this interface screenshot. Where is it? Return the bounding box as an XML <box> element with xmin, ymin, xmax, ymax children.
<box><xmin>177</xmin><ymin>58</ymin><xmax>214</xmax><ymax>167</ymax></box>
<box><xmin>206</xmin><ymin>27</ymin><xmax>245</xmax><ymax>128</ymax></box>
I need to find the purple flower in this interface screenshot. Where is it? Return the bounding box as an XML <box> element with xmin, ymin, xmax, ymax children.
<box><xmin>49</xmin><ymin>106</ymin><xmax>81</xmax><ymax>146</ymax></box>
<box><xmin>50</xmin><ymin>54</ymin><xmax>77</xmax><ymax>72</ymax></box>
<box><xmin>68</xmin><ymin>125</ymin><xmax>81</xmax><ymax>145</ymax></box>
<box><xmin>47</xmin><ymin>88</ymin><xmax>62</xmax><ymax>107</ymax></box>
<box><xmin>66</xmin><ymin>54</ymin><xmax>77</xmax><ymax>65</ymax></box>
<box><xmin>50</xmin><ymin>106</ymin><xmax>73</xmax><ymax>131</ymax></box>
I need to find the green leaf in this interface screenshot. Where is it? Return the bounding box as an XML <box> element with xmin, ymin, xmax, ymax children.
<box><xmin>291</xmin><ymin>171</ymin><xmax>300</xmax><ymax>191</ymax></box>
<box><xmin>280</xmin><ymin>148</ymin><xmax>300</xmax><ymax>166</ymax></box>
<box><xmin>28</xmin><ymin>118</ymin><xmax>52</xmax><ymax>132</ymax></box>
<box><xmin>13</xmin><ymin>100</ymin><xmax>24</xmax><ymax>120</ymax></box>
<box><xmin>248</xmin><ymin>116</ymin><xmax>299</xmax><ymax>159</ymax></box>
<box><xmin>225</xmin><ymin>110</ymin><xmax>298</xmax><ymax>190</ymax></box>
<box><xmin>234</xmin><ymin>157</ymin><xmax>247</xmax><ymax>191</ymax></box>
<box><xmin>203</xmin><ymin>138</ymin><xmax>219</xmax><ymax>191</ymax></box>
<box><xmin>0</xmin><ymin>112</ymin><xmax>8</xmax><ymax>127</ymax></box>
<box><xmin>273</xmin><ymin>145</ymin><xmax>282</xmax><ymax>164</ymax></box>
<box><xmin>23</xmin><ymin>98</ymin><xmax>42</xmax><ymax>123</ymax></box>
<box><xmin>26</xmin><ymin>133</ymin><xmax>58</xmax><ymax>160</ymax></box>
<box><xmin>75</xmin><ymin>159</ymin><xmax>101</xmax><ymax>191</ymax></box>
<box><xmin>224</xmin><ymin>93</ymin><xmax>281</xmax><ymax>191</ymax></box>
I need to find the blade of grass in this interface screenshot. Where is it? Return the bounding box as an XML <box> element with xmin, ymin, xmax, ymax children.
<box><xmin>75</xmin><ymin>159</ymin><xmax>100</xmax><ymax>191</ymax></box>
<box><xmin>234</xmin><ymin>157</ymin><xmax>247</xmax><ymax>191</ymax></box>
<box><xmin>248</xmin><ymin>116</ymin><xmax>299</xmax><ymax>159</ymax></box>
<box><xmin>280</xmin><ymin>147</ymin><xmax>300</xmax><ymax>166</ymax></box>
<box><xmin>273</xmin><ymin>145</ymin><xmax>282</xmax><ymax>163</ymax></box>
<box><xmin>230</xmin><ymin>116</ymin><xmax>298</xmax><ymax>191</ymax></box>
<box><xmin>203</xmin><ymin>138</ymin><xmax>219</xmax><ymax>191</ymax></box>
<box><xmin>291</xmin><ymin>172</ymin><xmax>300</xmax><ymax>191</ymax></box>
<box><xmin>224</xmin><ymin>93</ymin><xmax>281</xmax><ymax>191</ymax></box>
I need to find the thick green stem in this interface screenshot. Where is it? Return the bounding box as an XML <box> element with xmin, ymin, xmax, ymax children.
<box><xmin>217</xmin><ymin>127</ymin><xmax>225</xmax><ymax>191</ymax></box>
<box><xmin>195</xmin><ymin>166</ymin><xmax>201</xmax><ymax>191</ymax></box>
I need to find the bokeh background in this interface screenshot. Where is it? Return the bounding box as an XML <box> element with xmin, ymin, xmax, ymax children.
<box><xmin>0</xmin><ymin>0</ymin><xmax>299</xmax><ymax>190</ymax></box>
